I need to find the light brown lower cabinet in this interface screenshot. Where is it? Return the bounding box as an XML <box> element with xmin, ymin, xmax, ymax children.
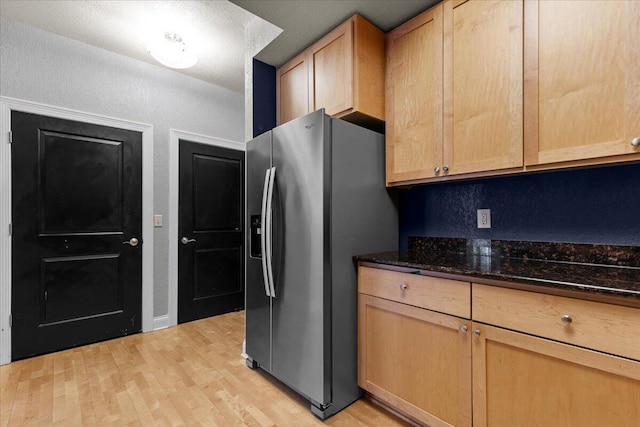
<box><xmin>471</xmin><ymin>283</ymin><xmax>640</xmax><ymax>427</ymax></box>
<box><xmin>472</xmin><ymin>322</ymin><xmax>640</xmax><ymax>427</ymax></box>
<box><xmin>358</xmin><ymin>265</ymin><xmax>640</xmax><ymax>426</ymax></box>
<box><xmin>358</xmin><ymin>294</ymin><xmax>472</xmax><ymax>427</ymax></box>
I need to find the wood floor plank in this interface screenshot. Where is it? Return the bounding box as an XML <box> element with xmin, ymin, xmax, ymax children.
<box><xmin>0</xmin><ymin>311</ymin><xmax>409</xmax><ymax>426</ymax></box>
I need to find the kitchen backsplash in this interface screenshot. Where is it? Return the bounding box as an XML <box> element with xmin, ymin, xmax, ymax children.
<box><xmin>399</xmin><ymin>163</ymin><xmax>640</xmax><ymax>250</ymax></box>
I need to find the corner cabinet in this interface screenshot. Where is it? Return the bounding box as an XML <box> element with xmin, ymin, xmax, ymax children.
<box><xmin>524</xmin><ymin>0</ymin><xmax>640</xmax><ymax>168</ymax></box>
<box><xmin>276</xmin><ymin>14</ymin><xmax>385</xmax><ymax>129</ymax></box>
<box><xmin>357</xmin><ymin>266</ymin><xmax>472</xmax><ymax>427</ymax></box>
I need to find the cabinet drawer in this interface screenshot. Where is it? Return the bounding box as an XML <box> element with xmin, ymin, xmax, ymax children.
<box><xmin>358</xmin><ymin>266</ymin><xmax>470</xmax><ymax>318</ymax></box>
<box><xmin>473</xmin><ymin>284</ymin><xmax>640</xmax><ymax>361</ymax></box>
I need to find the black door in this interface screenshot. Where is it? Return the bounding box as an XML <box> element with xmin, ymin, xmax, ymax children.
<box><xmin>11</xmin><ymin>112</ymin><xmax>142</xmax><ymax>360</ymax></box>
<box><xmin>178</xmin><ymin>140</ymin><xmax>244</xmax><ymax>323</ymax></box>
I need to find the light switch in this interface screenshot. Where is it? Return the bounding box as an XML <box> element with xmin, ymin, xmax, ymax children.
<box><xmin>154</xmin><ymin>215</ymin><xmax>163</xmax><ymax>227</ymax></box>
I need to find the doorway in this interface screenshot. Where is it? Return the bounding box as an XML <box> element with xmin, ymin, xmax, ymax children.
<box><xmin>10</xmin><ymin>111</ymin><xmax>143</xmax><ymax>360</ymax></box>
<box><xmin>177</xmin><ymin>139</ymin><xmax>245</xmax><ymax>323</ymax></box>
<box><xmin>0</xmin><ymin>97</ymin><xmax>154</xmax><ymax>366</ymax></box>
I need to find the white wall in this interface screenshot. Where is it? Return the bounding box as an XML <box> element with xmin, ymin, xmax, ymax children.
<box><xmin>0</xmin><ymin>16</ymin><xmax>244</xmax><ymax>318</ymax></box>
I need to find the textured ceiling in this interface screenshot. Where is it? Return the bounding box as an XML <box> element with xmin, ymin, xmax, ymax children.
<box><xmin>0</xmin><ymin>0</ymin><xmax>276</xmax><ymax>92</ymax></box>
<box><xmin>0</xmin><ymin>0</ymin><xmax>438</xmax><ymax>92</ymax></box>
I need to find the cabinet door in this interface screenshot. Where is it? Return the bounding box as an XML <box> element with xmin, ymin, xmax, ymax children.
<box><xmin>444</xmin><ymin>0</ymin><xmax>523</xmax><ymax>175</ymax></box>
<box><xmin>359</xmin><ymin>294</ymin><xmax>472</xmax><ymax>427</ymax></box>
<box><xmin>386</xmin><ymin>5</ymin><xmax>444</xmax><ymax>185</ymax></box>
<box><xmin>276</xmin><ymin>52</ymin><xmax>310</xmax><ymax>125</ymax></box>
<box><xmin>524</xmin><ymin>0</ymin><xmax>640</xmax><ymax>166</ymax></box>
<box><xmin>472</xmin><ymin>323</ymin><xmax>640</xmax><ymax>427</ymax></box>
<box><xmin>308</xmin><ymin>19</ymin><xmax>353</xmax><ymax>117</ymax></box>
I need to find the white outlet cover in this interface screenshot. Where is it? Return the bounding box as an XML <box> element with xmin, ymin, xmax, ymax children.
<box><xmin>154</xmin><ymin>214</ymin><xmax>163</xmax><ymax>227</ymax></box>
<box><xmin>477</xmin><ymin>209</ymin><xmax>491</xmax><ymax>229</ymax></box>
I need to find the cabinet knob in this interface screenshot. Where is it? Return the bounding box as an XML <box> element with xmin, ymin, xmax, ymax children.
<box><xmin>443</xmin><ymin>165</ymin><xmax>449</xmax><ymax>172</ymax></box>
<box><xmin>632</xmin><ymin>137</ymin><xmax>640</xmax><ymax>147</ymax></box>
<box><xmin>473</xmin><ymin>329</ymin><xmax>481</xmax><ymax>337</ymax></box>
<box><xmin>561</xmin><ymin>314</ymin><xmax>573</xmax><ymax>324</ymax></box>
<box><xmin>434</xmin><ymin>166</ymin><xmax>440</xmax><ymax>174</ymax></box>
<box><xmin>399</xmin><ymin>283</ymin><xmax>408</xmax><ymax>291</ymax></box>
<box><xmin>460</xmin><ymin>325</ymin><xmax>468</xmax><ymax>333</ymax></box>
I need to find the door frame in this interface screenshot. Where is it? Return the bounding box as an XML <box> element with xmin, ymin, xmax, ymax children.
<box><xmin>168</xmin><ymin>129</ymin><xmax>244</xmax><ymax>328</ymax></box>
<box><xmin>0</xmin><ymin>96</ymin><xmax>154</xmax><ymax>365</ymax></box>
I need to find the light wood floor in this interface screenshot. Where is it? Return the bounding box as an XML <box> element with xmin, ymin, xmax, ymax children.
<box><xmin>1</xmin><ymin>311</ymin><xmax>409</xmax><ymax>426</ymax></box>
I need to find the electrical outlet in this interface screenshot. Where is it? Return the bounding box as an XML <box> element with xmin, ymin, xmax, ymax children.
<box><xmin>477</xmin><ymin>209</ymin><xmax>491</xmax><ymax>229</ymax></box>
<box><xmin>154</xmin><ymin>215</ymin><xmax>163</xmax><ymax>227</ymax></box>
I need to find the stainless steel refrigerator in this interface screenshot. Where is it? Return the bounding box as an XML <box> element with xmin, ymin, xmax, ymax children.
<box><xmin>245</xmin><ymin>110</ymin><xmax>397</xmax><ymax>419</ymax></box>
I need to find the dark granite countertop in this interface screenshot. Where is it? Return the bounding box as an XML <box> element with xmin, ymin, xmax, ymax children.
<box><xmin>355</xmin><ymin>238</ymin><xmax>640</xmax><ymax>306</ymax></box>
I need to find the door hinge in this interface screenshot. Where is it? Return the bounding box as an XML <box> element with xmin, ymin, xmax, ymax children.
<box><xmin>8</xmin><ymin>223</ymin><xmax>11</xmax><ymax>236</ymax></box>
<box><xmin>9</xmin><ymin>314</ymin><xmax>12</xmax><ymax>328</ymax></box>
<box><xmin>8</xmin><ymin>131</ymin><xmax>12</xmax><ymax>144</ymax></box>
<box><xmin>44</xmin><ymin>290</ymin><xmax>48</xmax><ymax>302</ymax></box>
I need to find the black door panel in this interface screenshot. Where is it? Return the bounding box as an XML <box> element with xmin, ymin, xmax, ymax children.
<box><xmin>41</xmin><ymin>254</ymin><xmax>123</xmax><ymax>324</ymax></box>
<box><xmin>39</xmin><ymin>132</ymin><xmax>123</xmax><ymax>233</ymax></box>
<box><xmin>11</xmin><ymin>111</ymin><xmax>142</xmax><ymax>360</ymax></box>
<box><xmin>193</xmin><ymin>155</ymin><xmax>242</xmax><ymax>231</ymax></box>
<box><xmin>178</xmin><ymin>140</ymin><xmax>244</xmax><ymax>323</ymax></box>
<box><xmin>193</xmin><ymin>247</ymin><xmax>242</xmax><ymax>298</ymax></box>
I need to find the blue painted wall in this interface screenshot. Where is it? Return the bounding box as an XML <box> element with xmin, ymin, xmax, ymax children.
<box><xmin>252</xmin><ymin>59</ymin><xmax>276</xmax><ymax>137</ymax></box>
<box><xmin>398</xmin><ymin>163</ymin><xmax>640</xmax><ymax>250</ymax></box>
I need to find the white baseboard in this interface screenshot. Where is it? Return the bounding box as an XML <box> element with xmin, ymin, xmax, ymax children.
<box><xmin>153</xmin><ymin>315</ymin><xmax>170</xmax><ymax>331</ymax></box>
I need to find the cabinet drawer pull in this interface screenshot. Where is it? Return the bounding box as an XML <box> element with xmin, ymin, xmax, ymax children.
<box><xmin>399</xmin><ymin>283</ymin><xmax>408</xmax><ymax>291</ymax></box>
<box><xmin>473</xmin><ymin>329</ymin><xmax>481</xmax><ymax>337</ymax></box>
<box><xmin>561</xmin><ymin>314</ymin><xmax>573</xmax><ymax>324</ymax></box>
<box><xmin>631</xmin><ymin>137</ymin><xmax>639</xmax><ymax>147</ymax></box>
<box><xmin>460</xmin><ymin>325</ymin><xmax>468</xmax><ymax>333</ymax></box>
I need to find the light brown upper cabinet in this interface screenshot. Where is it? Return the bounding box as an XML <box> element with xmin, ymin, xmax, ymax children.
<box><xmin>386</xmin><ymin>4</ymin><xmax>444</xmax><ymax>185</ymax></box>
<box><xmin>276</xmin><ymin>52</ymin><xmax>310</xmax><ymax>126</ymax></box>
<box><xmin>276</xmin><ymin>14</ymin><xmax>385</xmax><ymax>129</ymax></box>
<box><xmin>385</xmin><ymin>0</ymin><xmax>523</xmax><ymax>186</ymax></box>
<box><xmin>308</xmin><ymin>19</ymin><xmax>354</xmax><ymax>118</ymax></box>
<box><xmin>524</xmin><ymin>0</ymin><xmax>640</xmax><ymax>167</ymax></box>
<box><xmin>443</xmin><ymin>0</ymin><xmax>524</xmax><ymax>176</ymax></box>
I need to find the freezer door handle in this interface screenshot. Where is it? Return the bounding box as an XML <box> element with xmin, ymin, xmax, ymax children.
<box><xmin>265</xmin><ymin>166</ymin><xmax>277</xmax><ymax>298</ymax></box>
<box><xmin>260</xmin><ymin>168</ymin><xmax>272</xmax><ymax>297</ymax></box>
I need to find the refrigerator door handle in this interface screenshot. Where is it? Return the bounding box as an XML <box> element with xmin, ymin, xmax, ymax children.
<box><xmin>265</xmin><ymin>166</ymin><xmax>277</xmax><ymax>298</ymax></box>
<box><xmin>260</xmin><ymin>168</ymin><xmax>272</xmax><ymax>297</ymax></box>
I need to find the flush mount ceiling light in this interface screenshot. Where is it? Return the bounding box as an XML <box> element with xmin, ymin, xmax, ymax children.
<box><xmin>147</xmin><ymin>32</ymin><xmax>197</xmax><ymax>69</ymax></box>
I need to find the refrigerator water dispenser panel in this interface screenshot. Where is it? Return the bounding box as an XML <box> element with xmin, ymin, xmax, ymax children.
<box><xmin>250</xmin><ymin>215</ymin><xmax>262</xmax><ymax>258</ymax></box>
